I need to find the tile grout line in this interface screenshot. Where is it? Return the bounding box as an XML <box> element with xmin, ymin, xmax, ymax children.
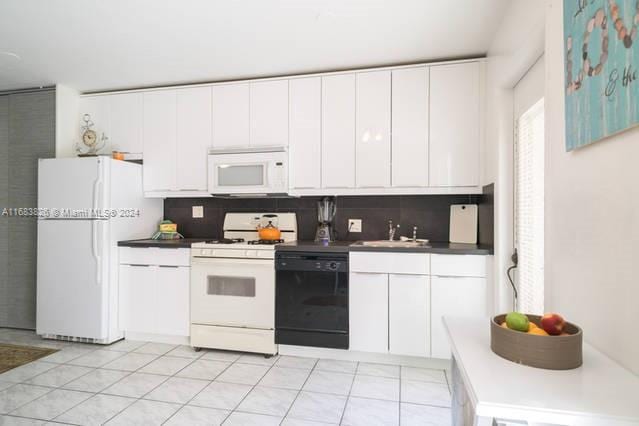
<box><xmin>216</xmin><ymin>354</ymin><xmax>280</xmax><ymax>424</ymax></box>
<box><xmin>92</xmin><ymin>346</ymin><xmax>196</xmax><ymax>424</ymax></box>
<box><xmin>399</xmin><ymin>365</ymin><xmax>403</xmax><ymax>426</ymax></box>
<box><xmin>279</xmin><ymin>356</ymin><xmax>320</xmax><ymax>425</ymax></box>
<box><xmin>338</xmin><ymin>360</ymin><xmax>358</xmax><ymax>426</ymax></box>
<box><xmin>160</xmin><ymin>352</ymin><xmax>244</xmax><ymax>425</ymax></box>
<box><xmin>97</xmin><ymin>345</ymin><xmax>204</xmax><ymax>424</ymax></box>
<box><xmin>49</xmin><ymin>343</ymin><xmax>165</xmax><ymax>424</ymax></box>
<box><xmin>2</xmin><ymin>333</ymin><xmax>453</xmax><ymax>423</ymax></box>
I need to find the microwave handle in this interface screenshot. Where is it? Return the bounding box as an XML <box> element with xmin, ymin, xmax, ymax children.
<box><xmin>264</xmin><ymin>161</ymin><xmax>270</xmax><ymax>187</ymax></box>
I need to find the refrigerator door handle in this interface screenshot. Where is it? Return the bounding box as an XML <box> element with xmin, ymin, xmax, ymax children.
<box><xmin>92</xmin><ymin>220</ymin><xmax>101</xmax><ymax>286</ymax></box>
<box><xmin>92</xmin><ymin>159</ymin><xmax>104</xmax><ymax>213</ymax></box>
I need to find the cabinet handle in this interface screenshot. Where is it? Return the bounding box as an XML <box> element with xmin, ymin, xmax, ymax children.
<box><xmin>128</xmin><ymin>264</ymin><xmax>150</xmax><ymax>267</ymax></box>
<box><xmin>159</xmin><ymin>265</ymin><xmax>180</xmax><ymax>268</ymax></box>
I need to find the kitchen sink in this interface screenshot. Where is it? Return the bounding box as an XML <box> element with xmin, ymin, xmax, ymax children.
<box><xmin>352</xmin><ymin>240</ymin><xmax>429</xmax><ymax>248</ymax></box>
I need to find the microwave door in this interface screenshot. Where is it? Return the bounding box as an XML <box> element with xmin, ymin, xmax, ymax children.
<box><xmin>215</xmin><ymin>162</ymin><xmax>267</xmax><ymax>193</ymax></box>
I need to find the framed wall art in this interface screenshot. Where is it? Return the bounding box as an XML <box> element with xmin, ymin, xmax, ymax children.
<box><xmin>564</xmin><ymin>0</ymin><xmax>639</xmax><ymax>151</ymax></box>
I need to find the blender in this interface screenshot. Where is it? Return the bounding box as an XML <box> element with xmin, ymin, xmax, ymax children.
<box><xmin>315</xmin><ymin>197</ymin><xmax>336</xmax><ymax>242</ymax></box>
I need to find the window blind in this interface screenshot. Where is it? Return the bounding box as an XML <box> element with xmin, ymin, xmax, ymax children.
<box><xmin>514</xmin><ymin>98</ymin><xmax>545</xmax><ymax>314</ymax></box>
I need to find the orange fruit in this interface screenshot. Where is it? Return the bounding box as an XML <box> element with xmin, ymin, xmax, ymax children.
<box><xmin>527</xmin><ymin>322</ymin><xmax>539</xmax><ymax>331</ymax></box>
<box><xmin>528</xmin><ymin>328</ymin><xmax>549</xmax><ymax>336</ymax></box>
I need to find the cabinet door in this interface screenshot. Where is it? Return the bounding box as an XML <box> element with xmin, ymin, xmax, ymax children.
<box><xmin>392</xmin><ymin>67</ymin><xmax>429</xmax><ymax>187</ymax></box>
<box><xmin>156</xmin><ymin>266</ymin><xmax>190</xmax><ymax>336</ymax></box>
<box><xmin>250</xmin><ymin>80</ymin><xmax>288</xmax><ymax>147</ymax></box>
<box><xmin>79</xmin><ymin>96</ymin><xmax>110</xmax><ymax>149</ymax></box>
<box><xmin>389</xmin><ymin>274</ymin><xmax>430</xmax><ymax>357</ymax></box>
<box><xmin>430</xmin><ymin>62</ymin><xmax>480</xmax><ymax>187</ymax></box>
<box><xmin>321</xmin><ymin>74</ymin><xmax>356</xmax><ymax>189</ymax></box>
<box><xmin>176</xmin><ymin>87</ymin><xmax>211</xmax><ymax>191</ymax></box>
<box><xmin>356</xmin><ymin>71</ymin><xmax>391</xmax><ymax>188</ymax></box>
<box><xmin>119</xmin><ymin>265</ymin><xmax>156</xmax><ymax>333</ymax></box>
<box><xmin>289</xmin><ymin>77</ymin><xmax>321</xmax><ymax>190</ymax></box>
<box><xmin>349</xmin><ymin>272</ymin><xmax>388</xmax><ymax>353</ymax></box>
<box><xmin>430</xmin><ymin>276</ymin><xmax>487</xmax><ymax>359</ymax></box>
<box><xmin>143</xmin><ymin>90</ymin><xmax>177</xmax><ymax>192</ymax></box>
<box><xmin>109</xmin><ymin>93</ymin><xmax>143</xmax><ymax>154</ymax></box>
<box><xmin>211</xmin><ymin>83</ymin><xmax>249</xmax><ymax>148</ymax></box>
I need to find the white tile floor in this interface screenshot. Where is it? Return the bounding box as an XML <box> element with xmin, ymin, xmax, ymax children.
<box><xmin>0</xmin><ymin>328</ymin><xmax>452</xmax><ymax>425</ymax></box>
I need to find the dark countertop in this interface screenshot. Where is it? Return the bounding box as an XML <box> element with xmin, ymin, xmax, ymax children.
<box><xmin>276</xmin><ymin>241</ymin><xmax>494</xmax><ymax>255</ymax></box>
<box><xmin>118</xmin><ymin>238</ymin><xmax>208</xmax><ymax>248</ymax></box>
<box><xmin>275</xmin><ymin>241</ymin><xmax>353</xmax><ymax>253</ymax></box>
<box><xmin>118</xmin><ymin>238</ymin><xmax>493</xmax><ymax>255</ymax></box>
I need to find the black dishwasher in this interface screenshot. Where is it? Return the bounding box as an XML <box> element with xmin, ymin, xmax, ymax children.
<box><xmin>275</xmin><ymin>252</ymin><xmax>348</xmax><ymax>349</ymax></box>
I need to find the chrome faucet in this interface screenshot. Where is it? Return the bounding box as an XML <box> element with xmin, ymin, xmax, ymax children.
<box><xmin>388</xmin><ymin>220</ymin><xmax>400</xmax><ymax>241</ymax></box>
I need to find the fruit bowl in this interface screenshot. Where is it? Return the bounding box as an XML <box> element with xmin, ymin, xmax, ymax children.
<box><xmin>491</xmin><ymin>314</ymin><xmax>583</xmax><ymax>370</ymax></box>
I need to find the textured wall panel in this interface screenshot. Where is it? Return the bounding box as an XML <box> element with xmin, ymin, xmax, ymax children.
<box><xmin>0</xmin><ymin>96</ymin><xmax>8</xmax><ymax>326</ymax></box>
<box><xmin>5</xmin><ymin>91</ymin><xmax>55</xmax><ymax>329</ymax></box>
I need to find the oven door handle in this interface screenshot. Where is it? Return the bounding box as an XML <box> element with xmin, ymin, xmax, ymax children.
<box><xmin>191</xmin><ymin>257</ymin><xmax>274</xmax><ymax>267</ymax></box>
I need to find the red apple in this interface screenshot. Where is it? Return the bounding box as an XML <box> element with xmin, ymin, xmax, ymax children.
<box><xmin>540</xmin><ymin>313</ymin><xmax>565</xmax><ymax>336</ymax></box>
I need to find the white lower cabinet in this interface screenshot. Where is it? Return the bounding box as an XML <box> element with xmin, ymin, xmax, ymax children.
<box><xmin>119</xmin><ymin>248</ymin><xmax>190</xmax><ymax>337</ymax></box>
<box><xmin>430</xmin><ymin>276</ymin><xmax>487</xmax><ymax>359</ymax></box>
<box><xmin>120</xmin><ymin>265</ymin><xmax>156</xmax><ymax>333</ymax></box>
<box><xmin>349</xmin><ymin>272</ymin><xmax>388</xmax><ymax>353</ymax></box>
<box><xmin>389</xmin><ymin>274</ymin><xmax>430</xmax><ymax>357</ymax></box>
<box><xmin>349</xmin><ymin>271</ymin><xmax>430</xmax><ymax>356</ymax></box>
<box><xmin>156</xmin><ymin>266</ymin><xmax>190</xmax><ymax>336</ymax></box>
<box><xmin>350</xmin><ymin>252</ymin><xmax>488</xmax><ymax>359</ymax></box>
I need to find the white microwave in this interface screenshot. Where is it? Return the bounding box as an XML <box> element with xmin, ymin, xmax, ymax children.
<box><xmin>207</xmin><ymin>147</ymin><xmax>288</xmax><ymax>195</ymax></box>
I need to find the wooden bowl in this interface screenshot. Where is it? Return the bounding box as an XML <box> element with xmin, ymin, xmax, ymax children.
<box><xmin>491</xmin><ymin>314</ymin><xmax>583</xmax><ymax>370</ymax></box>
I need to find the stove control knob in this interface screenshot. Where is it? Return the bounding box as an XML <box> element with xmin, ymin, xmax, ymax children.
<box><xmin>329</xmin><ymin>262</ymin><xmax>338</xmax><ymax>270</ymax></box>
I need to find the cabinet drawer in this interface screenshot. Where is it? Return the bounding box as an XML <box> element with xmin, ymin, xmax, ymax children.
<box><xmin>119</xmin><ymin>247</ymin><xmax>190</xmax><ymax>266</ymax></box>
<box><xmin>430</xmin><ymin>254</ymin><xmax>486</xmax><ymax>277</ymax></box>
<box><xmin>350</xmin><ymin>252</ymin><xmax>429</xmax><ymax>275</ymax></box>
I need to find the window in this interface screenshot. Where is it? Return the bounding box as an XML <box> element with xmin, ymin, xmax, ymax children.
<box><xmin>514</xmin><ymin>98</ymin><xmax>545</xmax><ymax>314</ymax></box>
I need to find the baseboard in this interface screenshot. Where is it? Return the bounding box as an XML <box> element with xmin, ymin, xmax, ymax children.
<box><xmin>124</xmin><ymin>331</ymin><xmax>189</xmax><ymax>345</ymax></box>
<box><xmin>278</xmin><ymin>345</ymin><xmax>452</xmax><ymax>370</ymax></box>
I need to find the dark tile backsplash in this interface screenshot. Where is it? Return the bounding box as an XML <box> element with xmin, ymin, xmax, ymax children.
<box><xmin>164</xmin><ymin>191</ymin><xmax>494</xmax><ymax>245</ymax></box>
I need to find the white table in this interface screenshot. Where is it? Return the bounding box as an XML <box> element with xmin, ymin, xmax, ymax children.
<box><xmin>444</xmin><ymin>317</ymin><xmax>639</xmax><ymax>426</ymax></box>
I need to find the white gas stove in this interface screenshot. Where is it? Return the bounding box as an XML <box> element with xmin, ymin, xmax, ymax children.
<box><xmin>191</xmin><ymin>212</ymin><xmax>297</xmax><ymax>259</ymax></box>
<box><xmin>190</xmin><ymin>212</ymin><xmax>297</xmax><ymax>356</ymax></box>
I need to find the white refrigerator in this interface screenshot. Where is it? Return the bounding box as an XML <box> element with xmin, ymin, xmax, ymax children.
<box><xmin>37</xmin><ymin>157</ymin><xmax>162</xmax><ymax>344</ymax></box>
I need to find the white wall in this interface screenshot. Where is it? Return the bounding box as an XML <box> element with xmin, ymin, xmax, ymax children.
<box><xmin>484</xmin><ymin>0</ymin><xmax>546</xmax><ymax>313</ymax></box>
<box><xmin>545</xmin><ymin>0</ymin><xmax>639</xmax><ymax>375</ymax></box>
<box><xmin>54</xmin><ymin>84</ymin><xmax>79</xmax><ymax>158</ymax></box>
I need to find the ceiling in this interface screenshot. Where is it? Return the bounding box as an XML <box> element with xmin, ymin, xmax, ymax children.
<box><xmin>0</xmin><ymin>0</ymin><xmax>509</xmax><ymax>93</ymax></box>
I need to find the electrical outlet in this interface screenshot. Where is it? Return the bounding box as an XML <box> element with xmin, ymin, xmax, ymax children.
<box><xmin>348</xmin><ymin>219</ymin><xmax>362</xmax><ymax>233</ymax></box>
<box><xmin>192</xmin><ymin>206</ymin><xmax>204</xmax><ymax>218</ymax></box>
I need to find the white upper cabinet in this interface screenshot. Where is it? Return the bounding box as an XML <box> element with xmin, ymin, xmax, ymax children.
<box><xmin>321</xmin><ymin>74</ymin><xmax>356</xmax><ymax>189</ymax></box>
<box><xmin>392</xmin><ymin>67</ymin><xmax>429</xmax><ymax>187</ymax></box>
<box><xmin>211</xmin><ymin>83</ymin><xmax>249</xmax><ymax>149</ymax></box>
<box><xmin>289</xmin><ymin>77</ymin><xmax>321</xmax><ymax>190</ymax></box>
<box><xmin>356</xmin><ymin>71</ymin><xmax>391</xmax><ymax>188</ymax></box>
<box><xmin>250</xmin><ymin>80</ymin><xmax>288</xmax><ymax>147</ymax></box>
<box><xmin>429</xmin><ymin>62</ymin><xmax>480</xmax><ymax>187</ymax></box>
<box><xmin>143</xmin><ymin>90</ymin><xmax>177</xmax><ymax>192</ymax></box>
<box><xmin>109</xmin><ymin>93</ymin><xmax>143</xmax><ymax>154</ymax></box>
<box><xmin>176</xmin><ymin>87</ymin><xmax>211</xmax><ymax>191</ymax></box>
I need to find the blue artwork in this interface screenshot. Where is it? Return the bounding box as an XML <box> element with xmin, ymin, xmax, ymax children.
<box><xmin>564</xmin><ymin>0</ymin><xmax>639</xmax><ymax>151</ymax></box>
